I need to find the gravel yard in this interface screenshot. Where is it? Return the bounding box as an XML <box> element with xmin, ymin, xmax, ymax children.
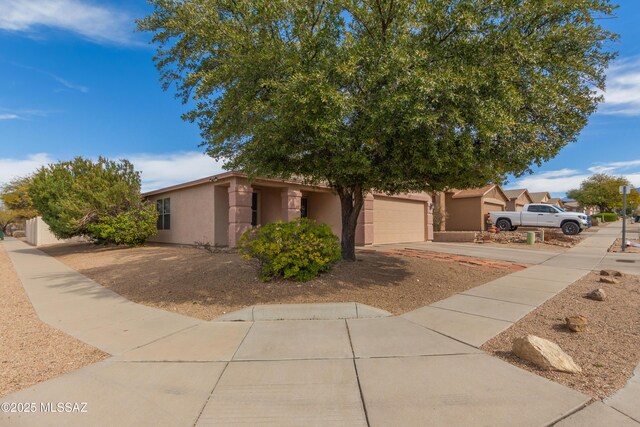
<box><xmin>482</xmin><ymin>271</ymin><xmax>640</xmax><ymax>399</ymax></box>
<box><xmin>0</xmin><ymin>243</ymin><xmax>107</xmax><ymax>398</ymax></box>
<box><xmin>41</xmin><ymin>242</ymin><xmax>512</xmax><ymax>320</ymax></box>
<box><xmin>475</xmin><ymin>229</ymin><xmax>583</xmax><ymax>251</ymax></box>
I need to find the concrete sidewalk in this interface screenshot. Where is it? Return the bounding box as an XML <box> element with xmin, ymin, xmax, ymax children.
<box><xmin>1</xmin><ymin>223</ymin><xmax>638</xmax><ymax>426</ymax></box>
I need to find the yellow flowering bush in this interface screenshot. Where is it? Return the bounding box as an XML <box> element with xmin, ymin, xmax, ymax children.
<box><xmin>238</xmin><ymin>218</ymin><xmax>341</xmax><ymax>282</ymax></box>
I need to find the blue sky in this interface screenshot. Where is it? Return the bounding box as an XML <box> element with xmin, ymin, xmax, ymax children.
<box><xmin>0</xmin><ymin>0</ymin><xmax>639</xmax><ymax>195</ymax></box>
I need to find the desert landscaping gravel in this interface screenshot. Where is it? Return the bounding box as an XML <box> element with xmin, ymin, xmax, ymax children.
<box><xmin>483</xmin><ymin>271</ymin><xmax>640</xmax><ymax>399</ymax></box>
<box><xmin>41</xmin><ymin>242</ymin><xmax>512</xmax><ymax>320</ymax></box>
<box><xmin>0</xmin><ymin>243</ymin><xmax>107</xmax><ymax>398</ymax></box>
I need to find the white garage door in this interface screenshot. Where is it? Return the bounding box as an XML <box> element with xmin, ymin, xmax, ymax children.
<box><xmin>373</xmin><ymin>197</ymin><xmax>425</xmax><ymax>244</ymax></box>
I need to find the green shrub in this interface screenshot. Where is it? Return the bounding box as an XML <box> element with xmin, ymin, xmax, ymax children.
<box><xmin>593</xmin><ymin>212</ymin><xmax>618</xmax><ymax>222</ymax></box>
<box><xmin>87</xmin><ymin>203</ymin><xmax>158</xmax><ymax>246</ymax></box>
<box><xmin>238</xmin><ymin>218</ymin><xmax>342</xmax><ymax>282</ymax></box>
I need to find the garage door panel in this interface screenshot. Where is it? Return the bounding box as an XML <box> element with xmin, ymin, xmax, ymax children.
<box><xmin>374</xmin><ymin>197</ymin><xmax>425</xmax><ymax>244</ymax></box>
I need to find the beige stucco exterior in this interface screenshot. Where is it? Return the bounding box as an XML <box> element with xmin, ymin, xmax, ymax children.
<box><xmin>148</xmin><ymin>182</ymin><xmax>217</xmax><ymax>246</ymax></box>
<box><xmin>443</xmin><ymin>185</ymin><xmax>508</xmax><ymax>231</ymax></box>
<box><xmin>144</xmin><ymin>173</ymin><xmax>433</xmax><ymax>247</ymax></box>
<box><xmin>504</xmin><ymin>189</ymin><xmax>533</xmax><ymax>211</ymax></box>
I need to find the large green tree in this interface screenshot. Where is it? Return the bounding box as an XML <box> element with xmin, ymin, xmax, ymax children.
<box><xmin>29</xmin><ymin>157</ymin><xmax>158</xmax><ymax>245</ymax></box>
<box><xmin>567</xmin><ymin>174</ymin><xmax>638</xmax><ymax>212</ymax></box>
<box><xmin>140</xmin><ymin>0</ymin><xmax>616</xmax><ymax>260</ymax></box>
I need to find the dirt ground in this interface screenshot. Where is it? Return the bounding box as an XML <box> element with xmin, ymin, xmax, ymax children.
<box><xmin>0</xmin><ymin>244</ymin><xmax>107</xmax><ymax>398</ymax></box>
<box><xmin>41</xmin><ymin>242</ymin><xmax>512</xmax><ymax>321</ymax></box>
<box><xmin>483</xmin><ymin>271</ymin><xmax>640</xmax><ymax>399</ymax></box>
<box><xmin>608</xmin><ymin>237</ymin><xmax>640</xmax><ymax>253</ymax></box>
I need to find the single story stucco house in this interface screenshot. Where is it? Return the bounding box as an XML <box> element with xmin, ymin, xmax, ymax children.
<box><xmin>529</xmin><ymin>191</ymin><xmax>552</xmax><ymax>204</ymax></box>
<box><xmin>442</xmin><ymin>184</ymin><xmax>509</xmax><ymax>231</ymax></box>
<box><xmin>503</xmin><ymin>188</ymin><xmax>533</xmax><ymax>211</ymax></box>
<box><xmin>143</xmin><ymin>172</ymin><xmax>434</xmax><ymax>247</ymax></box>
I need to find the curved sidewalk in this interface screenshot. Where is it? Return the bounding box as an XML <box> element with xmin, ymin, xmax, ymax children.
<box><xmin>1</xmin><ymin>224</ymin><xmax>637</xmax><ymax>426</ymax></box>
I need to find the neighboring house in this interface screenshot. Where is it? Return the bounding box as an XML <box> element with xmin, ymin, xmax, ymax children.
<box><xmin>564</xmin><ymin>200</ymin><xmax>596</xmax><ymax>215</ymax></box>
<box><xmin>443</xmin><ymin>184</ymin><xmax>509</xmax><ymax>231</ymax></box>
<box><xmin>503</xmin><ymin>188</ymin><xmax>533</xmax><ymax>211</ymax></box>
<box><xmin>143</xmin><ymin>172</ymin><xmax>434</xmax><ymax>247</ymax></box>
<box><xmin>547</xmin><ymin>197</ymin><xmax>565</xmax><ymax>209</ymax></box>
<box><xmin>529</xmin><ymin>192</ymin><xmax>551</xmax><ymax>204</ymax></box>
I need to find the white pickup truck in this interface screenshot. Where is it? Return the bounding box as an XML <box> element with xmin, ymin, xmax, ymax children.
<box><xmin>488</xmin><ymin>204</ymin><xmax>590</xmax><ymax>235</ymax></box>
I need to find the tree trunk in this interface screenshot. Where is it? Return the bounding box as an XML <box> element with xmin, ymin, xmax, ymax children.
<box><xmin>337</xmin><ymin>184</ymin><xmax>364</xmax><ymax>261</ymax></box>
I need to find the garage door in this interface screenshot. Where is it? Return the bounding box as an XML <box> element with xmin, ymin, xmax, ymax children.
<box><xmin>373</xmin><ymin>197</ymin><xmax>425</xmax><ymax>244</ymax></box>
<box><xmin>482</xmin><ymin>202</ymin><xmax>504</xmax><ymax>230</ymax></box>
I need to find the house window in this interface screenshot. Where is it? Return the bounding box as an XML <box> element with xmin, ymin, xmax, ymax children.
<box><xmin>300</xmin><ymin>197</ymin><xmax>308</xmax><ymax>218</ymax></box>
<box><xmin>156</xmin><ymin>198</ymin><xmax>171</xmax><ymax>230</ymax></box>
<box><xmin>251</xmin><ymin>192</ymin><xmax>258</xmax><ymax>226</ymax></box>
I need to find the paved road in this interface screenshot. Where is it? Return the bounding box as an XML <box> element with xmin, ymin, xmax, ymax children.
<box><xmin>1</xmin><ymin>223</ymin><xmax>638</xmax><ymax>426</ymax></box>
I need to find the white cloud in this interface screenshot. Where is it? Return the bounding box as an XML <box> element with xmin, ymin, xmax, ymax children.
<box><xmin>506</xmin><ymin>159</ymin><xmax>640</xmax><ymax>197</ymax></box>
<box><xmin>510</xmin><ymin>173</ymin><xmax>591</xmax><ymax>194</ymax></box>
<box><xmin>0</xmin><ymin>113</ymin><xmax>20</xmax><ymax>120</ymax></box>
<box><xmin>0</xmin><ymin>0</ymin><xmax>137</xmax><ymax>45</ymax></box>
<box><xmin>127</xmin><ymin>152</ymin><xmax>225</xmax><ymax>193</ymax></box>
<box><xmin>0</xmin><ymin>151</ymin><xmax>226</xmax><ymax>192</ymax></box>
<box><xmin>599</xmin><ymin>56</ymin><xmax>640</xmax><ymax>116</ymax></box>
<box><xmin>0</xmin><ymin>153</ymin><xmax>54</xmax><ymax>185</ymax></box>
<box><xmin>588</xmin><ymin>159</ymin><xmax>640</xmax><ymax>174</ymax></box>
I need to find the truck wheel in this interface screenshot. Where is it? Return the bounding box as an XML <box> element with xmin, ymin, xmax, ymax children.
<box><xmin>496</xmin><ymin>219</ymin><xmax>511</xmax><ymax>231</ymax></box>
<box><xmin>510</xmin><ymin>226</ymin><xmax>519</xmax><ymax>231</ymax></box>
<box><xmin>561</xmin><ymin>222</ymin><xmax>580</xmax><ymax>235</ymax></box>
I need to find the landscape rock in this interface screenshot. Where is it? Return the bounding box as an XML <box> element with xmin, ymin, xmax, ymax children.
<box><xmin>599</xmin><ymin>276</ymin><xmax>619</xmax><ymax>285</ymax></box>
<box><xmin>600</xmin><ymin>269</ymin><xmax>623</xmax><ymax>277</ymax></box>
<box><xmin>565</xmin><ymin>315</ymin><xmax>588</xmax><ymax>332</ymax></box>
<box><xmin>587</xmin><ymin>288</ymin><xmax>606</xmax><ymax>301</ymax></box>
<box><xmin>512</xmin><ymin>335</ymin><xmax>582</xmax><ymax>374</ymax></box>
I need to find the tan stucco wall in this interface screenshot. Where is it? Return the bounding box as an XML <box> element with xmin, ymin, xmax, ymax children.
<box><xmin>507</xmin><ymin>192</ymin><xmax>532</xmax><ymax>211</ymax></box>
<box><xmin>257</xmin><ymin>186</ymin><xmax>284</xmax><ymax>225</ymax></box>
<box><xmin>148</xmin><ymin>183</ymin><xmax>216</xmax><ymax>245</ymax></box>
<box><xmin>444</xmin><ymin>194</ymin><xmax>482</xmax><ymax>231</ymax></box>
<box><xmin>306</xmin><ymin>191</ymin><xmax>343</xmax><ymax>237</ymax></box>
<box><xmin>214</xmin><ymin>186</ymin><xmax>229</xmax><ymax>246</ymax></box>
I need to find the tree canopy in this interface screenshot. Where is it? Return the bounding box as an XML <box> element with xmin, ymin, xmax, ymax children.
<box><xmin>1</xmin><ymin>175</ymin><xmax>37</xmax><ymax>219</ymax></box>
<box><xmin>0</xmin><ymin>210</ymin><xmax>21</xmax><ymax>234</ymax></box>
<box><xmin>140</xmin><ymin>0</ymin><xmax>617</xmax><ymax>259</ymax></box>
<box><xmin>29</xmin><ymin>157</ymin><xmax>157</xmax><ymax>245</ymax></box>
<box><xmin>567</xmin><ymin>174</ymin><xmax>639</xmax><ymax>213</ymax></box>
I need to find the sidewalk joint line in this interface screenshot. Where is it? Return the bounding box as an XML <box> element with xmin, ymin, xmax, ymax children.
<box><xmin>192</xmin><ymin>361</ymin><xmax>230</xmax><ymax>427</ymax></box>
<box><xmin>345</xmin><ymin>319</ymin><xmax>371</xmax><ymax>427</ymax></box>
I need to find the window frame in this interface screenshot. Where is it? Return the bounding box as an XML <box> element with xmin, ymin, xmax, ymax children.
<box><xmin>156</xmin><ymin>197</ymin><xmax>171</xmax><ymax>230</ymax></box>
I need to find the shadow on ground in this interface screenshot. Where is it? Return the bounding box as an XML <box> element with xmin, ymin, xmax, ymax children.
<box><xmin>41</xmin><ymin>242</ymin><xmax>508</xmax><ymax>320</ymax></box>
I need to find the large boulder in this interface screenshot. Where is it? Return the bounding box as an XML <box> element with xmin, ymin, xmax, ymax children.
<box><xmin>512</xmin><ymin>335</ymin><xmax>582</xmax><ymax>374</ymax></box>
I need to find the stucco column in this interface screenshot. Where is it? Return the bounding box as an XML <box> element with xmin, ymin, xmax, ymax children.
<box><xmin>228</xmin><ymin>177</ymin><xmax>252</xmax><ymax>247</ymax></box>
<box><xmin>281</xmin><ymin>188</ymin><xmax>302</xmax><ymax>221</ymax></box>
<box><xmin>426</xmin><ymin>196</ymin><xmax>434</xmax><ymax>241</ymax></box>
<box><xmin>356</xmin><ymin>194</ymin><xmax>374</xmax><ymax>246</ymax></box>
